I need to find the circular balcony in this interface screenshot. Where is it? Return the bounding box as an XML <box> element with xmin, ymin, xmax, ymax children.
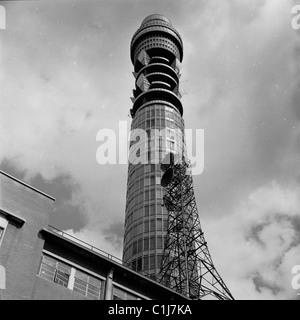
<box><xmin>136</xmin><ymin>63</ymin><xmax>179</xmax><ymax>84</ymax></box>
<box><xmin>149</xmin><ymin>81</ymin><xmax>170</xmax><ymax>90</ymax></box>
<box><xmin>132</xmin><ymin>88</ymin><xmax>183</xmax><ymax>117</ymax></box>
<box><xmin>150</xmin><ymin>56</ymin><xmax>170</xmax><ymax>64</ymax></box>
<box><xmin>145</xmin><ymin>72</ymin><xmax>177</xmax><ymax>90</ymax></box>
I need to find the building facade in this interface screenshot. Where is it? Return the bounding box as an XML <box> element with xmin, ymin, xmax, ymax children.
<box><xmin>122</xmin><ymin>14</ymin><xmax>186</xmax><ymax>278</ymax></box>
<box><xmin>0</xmin><ymin>170</ymin><xmax>188</xmax><ymax>300</ymax></box>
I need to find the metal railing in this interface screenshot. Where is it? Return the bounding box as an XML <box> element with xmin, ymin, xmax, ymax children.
<box><xmin>46</xmin><ymin>225</ymin><xmax>154</xmax><ymax>280</ymax></box>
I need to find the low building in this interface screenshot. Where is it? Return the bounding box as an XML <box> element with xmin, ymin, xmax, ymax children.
<box><xmin>0</xmin><ymin>170</ymin><xmax>188</xmax><ymax>300</ymax></box>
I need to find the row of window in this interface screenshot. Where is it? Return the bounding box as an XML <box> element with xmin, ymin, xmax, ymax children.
<box><xmin>131</xmin><ymin>117</ymin><xmax>182</xmax><ymax>130</ymax></box>
<box><xmin>126</xmin><ymin>200</ymin><xmax>163</xmax><ymax>221</ymax></box>
<box><xmin>130</xmin><ymin>134</ymin><xmax>182</xmax><ymax>155</ymax></box>
<box><xmin>134</xmin><ymin>34</ymin><xmax>180</xmax><ymax>66</ymax></box>
<box><xmin>131</xmin><ymin>254</ymin><xmax>163</xmax><ymax>273</ymax></box>
<box><xmin>125</xmin><ymin>235</ymin><xmax>166</xmax><ymax>258</ymax></box>
<box><xmin>128</xmin><ymin>149</ymin><xmax>178</xmax><ymax>168</ymax></box>
<box><xmin>39</xmin><ymin>255</ymin><xmax>102</xmax><ymax>300</ymax></box>
<box><xmin>126</xmin><ymin>187</ymin><xmax>164</xmax><ymax>216</ymax></box>
<box><xmin>132</xmin><ymin>106</ymin><xmax>184</xmax><ymax>129</ymax></box>
<box><xmin>39</xmin><ymin>255</ymin><xmax>142</xmax><ymax>300</ymax></box>
<box><xmin>113</xmin><ymin>287</ymin><xmax>140</xmax><ymax>300</ymax></box>
<box><xmin>127</xmin><ymin>184</ymin><xmax>163</xmax><ymax>205</ymax></box>
<box><xmin>125</xmin><ymin>203</ymin><xmax>168</xmax><ymax>230</ymax></box>
<box><xmin>124</xmin><ymin>217</ymin><xmax>168</xmax><ymax>245</ymax></box>
<box><xmin>129</xmin><ymin>130</ymin><xmax>181</xmax><ymax>149</ymax></box>
<box><xmin>130</xmin><ymin>132</ymin><xmax>182</xmax><ymax>153</ymax></box>
<box><xmin>127</xmin><ymin>172</ymin><xmax>162</xmax><ymax>192</ymax></box>
<box><xmin>127</xmin><ymin>174</ymin><xmax>161</xmax><ymax>196</ymax></box>
<box><xmin>129</xmin><ymin>145</ymin><xmax>179</xmax><ymax>165</ymax></box>
<box><xmin>128</xmin><ymin>163</ymin><xmax>157</xmax><ymax>178</ymax></box>
<box><xmin>142</xmin><ymin>18</ymin><xmax>172</xmax><ymax>28</ymax></box>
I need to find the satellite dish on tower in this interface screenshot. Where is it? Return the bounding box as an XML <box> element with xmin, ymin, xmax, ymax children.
<box><xmin>161</xmin><ymin>167</ymin><xmax>174</xmax><ymax>187</ymax></box>
<box><xmin>160</xmin><ymin>152</ymin><xmax>174</xmax><ymax>172</ymax></box>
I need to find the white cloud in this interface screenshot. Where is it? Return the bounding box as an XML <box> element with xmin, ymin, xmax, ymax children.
<box><xmin>65</xmin><ymin>227</ymin><xmax>122</xmax><ymax>260</ymax></box>
<box><xmin>203</xmin><ymin>181</ymin><xmax>300</xmax><ymax>299</ymax></box>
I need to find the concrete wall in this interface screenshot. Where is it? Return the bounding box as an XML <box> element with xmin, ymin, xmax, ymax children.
<box><xmin>0</xmin><ymin>171</ymin><xmax>54</xmax><ymax>300</ymax></box>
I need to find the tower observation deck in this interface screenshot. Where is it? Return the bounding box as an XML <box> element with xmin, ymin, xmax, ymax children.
<box><xmin>123</xmin><ymin>14</ymin><xmax>233</xmax><ymax>300</ymax></box>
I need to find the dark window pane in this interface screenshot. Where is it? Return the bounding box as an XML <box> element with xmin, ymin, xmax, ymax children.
<box><xmin>137</xmin><ymin>258</ymin><xmax>142</xmax><ymax>271</ymax></box>
<box><xmin>144</xmin><ymin>238</ymin><xmax>149</xmax><ymax>250</ymax></box>
<box><xmin>150</xmin><ymin>256</ymin><xmax>155</xmax><ymax>269</ymax></box>
<box><xmin>150</xmin><ymin>237</ymin><xmax>155</xmax><ymax>250</ymax></box>
<box><xmin>143</xmin><ymin>256</ymin><xmax>149</xmax><ymax>269</ymax></box>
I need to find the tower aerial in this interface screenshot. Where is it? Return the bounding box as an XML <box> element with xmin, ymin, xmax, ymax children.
<box><xmin>123</xmin><ymin>14</ymin><xmax>233</xmax><ymax>300</ymax></box>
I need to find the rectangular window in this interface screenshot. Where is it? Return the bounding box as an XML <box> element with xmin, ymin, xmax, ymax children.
<box><xmin>157</xmin><ymin>255</ymin><xmax>162</xmax><ymax>268</ymax></box>
<box><xmin>156</xmin><ymin>190</ymin><xmax>160</xmax><ymax>199</ymax></box>
<box><xmin>157</xmin><ymin>219</ymin><xmax>162</xmax><ymax>231</ymax></box>
<box><xmin>150</xmin><ymin>237</ymin><xmax>155</xmax><ymax>250</ymax></box>
<box><xmin>156</xmin><ymin>204</ymin><xmax>161</xmax><ymax>215</ymax></box>
<box><xmin>149</xmin><ymin>255</ymin><xmax>156</xmax><ymax>269</ymax></box>
<box><xmin>73</xmin><ymin>269</ymin><xmax>102</xmax><ymax>300</ymax></box>
<box><xmin>137</xmin><ymin>257</ymin><xmax>142</xmax><ymax>271</ymax></box>
<box><xmin>0</xmin><ymin>215</ymin><xmax>8</xmax><ymax>246</ymax></box>
<box><xmin>157</xmin><ymin>236</ymin><xmax>163</xmax><ymax>249</ymax></box>
<box><xmin>151</xmin><ymin>175</ymin><xmax>155</xmax><ymax>185</ymax></box>
<box><xmin>132</xmin><ymin>259</ymin><xmax>137</xmax><ymax>271</ymax></box>
<box><xmin>133</xmin><ymin>241</ymin><xmax>138</xmax><ymax>255</ymax></box>
<box><xmin>55</xmin><ymin>262</ymin><xmax>71</xmax><ymax>287</ymax></box>
<box><xmin>150</xmin><ymin>204</ymin><xmax>155</xmax><ymax>215</ymax></box>
<box><xmin>137</xmin><ymin>223</ymin><xmax>143</xmax><ymax>236</ymax></box>
<box><xmin>144</xmin><ymin>205</ymin><xmax>149</xmax><ymax>217</ymax></box>
<box><xmin>0</xmin><ymin>227</ymin><xmax>4</xmax><ymax>242</ymax></box>
<box><xmin>150</xmin><ymin>189</ymin><xmax>155</xmax><ymax>200</ymax></box>
<box><xmin>144</xmin><ymin>177</ymin><xmax>150</xmax><ymax>187</ymax></box>
<box><xmin>150</xmin><ymin>220</ymin><xmax>155</xmax><ymax>232</ymax></box>
<box><xmin>39</xmin><ymin>255</ymin><xmax>71</xmax><ymax>288</ymax></box>
<box><xmin>143</xmin><ymin>256</ymin><xmax>149</xmax><ymax>269</ymax></box>
<box><xmin>113</xmin><ymin>286</ymin><xmax>140</xmax><ymax>300</ymax></box>
<box><xmin>163</xmin><ymin>219</ymin><xmax>168</xmax><ymax>232</ymax></box>
<box><xmin>144</xmin><ymin>237</ymin><xmax>149</xmax><ymax>250</ymax></box>
<box><xmin>145</xmin><ymin>190</ymin><xmax>149</xmax><ymax>201</ymax></box>
<box><xmin>138</xmin><ymin>239</ymin><xmax>142</xmax><ymax>253</ymax></box>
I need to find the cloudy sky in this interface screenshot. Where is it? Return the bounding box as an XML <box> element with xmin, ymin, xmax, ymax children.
<box><xmin>0</xmin><ymin>0</ymin><xmax>299</xmax><ymax>300</ymax></box>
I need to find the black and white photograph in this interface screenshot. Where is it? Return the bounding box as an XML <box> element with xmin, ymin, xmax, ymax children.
<box><xmin>0</xmin><ymin>0</ymin><xmax>299</xmax><ymax>304</ymax></box>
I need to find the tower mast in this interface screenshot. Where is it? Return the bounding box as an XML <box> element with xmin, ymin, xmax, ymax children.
<box><xmin>123</xmin><ymin>14</ymin><xmax>233</xmax><ymax>299</ymax></box>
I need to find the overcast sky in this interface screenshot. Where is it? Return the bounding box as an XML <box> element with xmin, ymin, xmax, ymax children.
<box><xmin>0</xmin><ymin>0</ymin><xmax>299</xmax><ymax>300</ymax></box>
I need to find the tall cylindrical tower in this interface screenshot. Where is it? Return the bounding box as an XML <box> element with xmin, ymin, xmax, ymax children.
<box><xmin>122</xmin><ymin>14</ymin><xmax>185</xmax><ymax>279</ymax></box>
<box><xmin>123</xmin><ymin>15</ymin><xmax>233</xmax><ymax>300</ymax></box>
